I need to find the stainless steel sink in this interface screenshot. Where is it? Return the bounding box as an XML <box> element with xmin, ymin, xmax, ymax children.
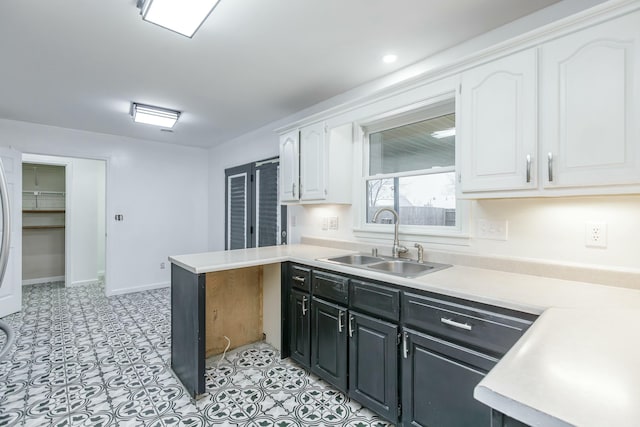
<box><xmin>319</xmin><ymin>254</ymin><xmax>450</xmax><ymax>278</ymax></box>
<box><xmin>367</xmin><ymin>260</ymin><xmax>447</xmax><ymax>278</ymax></box>
<box><xmin>323</xmin><ymin>254</ymin><xmax>385</xmax><ymax>265</ymax></box>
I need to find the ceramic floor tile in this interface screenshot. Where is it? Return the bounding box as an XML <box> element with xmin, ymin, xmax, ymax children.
<box><xmin>0</xmin><ymin>282</ymin><xmax>394</xmax><ymax>427</ymax></box>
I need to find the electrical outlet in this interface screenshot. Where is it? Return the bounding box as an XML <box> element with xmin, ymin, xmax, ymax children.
<box><xmin>322</xmin><ymin>217</ymin><xmax>329</xmax><ymax>231</ymax></box>
<box><xmin>160</xmin><ymin>262</ymin><xmax>166</xmax><ymax>269</ymax></box>
<box><xmin>477</xmin><ymin>219</ymin><xmax>508</xmax><ymax>241</ymax></box>
<box><xmin>328</xmin><ymin>216</ymin><xmax>339</xmax><ymax>230</ymax></box>
<box><xmin>585</xmin><ymin>222</ymin><xmax>607</xmax><ymax>248</ymax></box>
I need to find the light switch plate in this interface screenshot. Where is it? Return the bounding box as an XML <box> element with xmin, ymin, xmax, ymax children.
<box><xmin>477</xmin><ymin>219</ymin><xmax>508</xmax><ymax>241</ymax></box>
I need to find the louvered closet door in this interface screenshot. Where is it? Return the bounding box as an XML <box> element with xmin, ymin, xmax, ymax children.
<box><xmin>255</xmin><ymin>160</ymin><xmax>280</xmax><ymax>247</ymax></box>
<box><xmin>225</xmin><ymin>164</ymin><xmax>252</xmax><ymax>250</ymax></box>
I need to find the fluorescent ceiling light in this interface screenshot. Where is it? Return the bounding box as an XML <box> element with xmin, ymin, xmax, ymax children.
<box><xmin>131</xmin><ymin>103</ymin><xmax>180</xmax><ymax>128</ymax></box>
<box><xmin>138</xmin><ymin>0</ymin><xmax>221</xmax><ymax>38</ymax></box>
<box><xmin>431</xmin><ymin>128</ymin><xmax>456</xmax><ymax>139</ymax></box>
<box><xmin>383</xmin><ymin>54</ymin><xmax>398</xmax><ymax>64</ymax></box>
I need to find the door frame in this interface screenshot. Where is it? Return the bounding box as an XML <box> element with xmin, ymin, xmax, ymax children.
<box><xmin>21</xmin><ymin>153</ymin><xmax>110</xmax><ymax>293</ymax></box>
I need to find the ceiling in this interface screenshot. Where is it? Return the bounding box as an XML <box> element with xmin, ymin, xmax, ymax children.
<box><xmin>0</xmin><ymin>0</ymin><xmax>565</xmax><ymax>149</ymax></box>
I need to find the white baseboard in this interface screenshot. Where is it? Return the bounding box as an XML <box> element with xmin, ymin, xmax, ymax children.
<box><xmin>23</xmin><ymin>276</ymin><xmax>65</xmax><ymax>286</ymax></box>
<box><xmin>106</xmin><ymin>281</ymin><xmax>170</xmax><ymax>297</ymax></box>
<box><xmin>69</xmin><ymin>278</ymin><xmax>101</xmax><ymax>288</ymax></box>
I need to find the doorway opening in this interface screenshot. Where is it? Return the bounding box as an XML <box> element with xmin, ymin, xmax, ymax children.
<box><xmin>21</xmin><ymin>154</ymin><xmax>106</xmax><ymax>289</ymax></box>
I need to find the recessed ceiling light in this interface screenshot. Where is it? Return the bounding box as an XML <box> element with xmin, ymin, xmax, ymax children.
<box><xmin>131</xmin><ymin>103</ymin><xmax>181</xmax><ymax>128</ymax></box>
<box><xmin>137</xmin><ymin>0</ymin><xmax>221</xmax><ymax>38</ymax></box>
<box><xmin>383</xmin><ymin>54</ymin><xmax>398</xmax><ymax>64</ymax></box>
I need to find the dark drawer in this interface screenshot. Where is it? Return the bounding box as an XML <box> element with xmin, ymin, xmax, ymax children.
<box><xmin>350</xmin><ymin>280</ymin><xmax>400</xmax><ymax>322</ymax></box>
<box><xmin>402</xmin><ymin>292</ymin><xmax>533</xmax><ymax>357</ymax></box>
<box><xmin>312</xmin><ymin>271</ymin><xmax>349</xmax><ymax>305</ymax></box>
<box><xmin>290</xmin><ymin>264</ymin><xmax>311</xmax><ymax>292</ymax></box>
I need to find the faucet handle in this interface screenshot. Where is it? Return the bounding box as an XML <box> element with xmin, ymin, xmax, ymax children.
<box><xmin>414</xmin><ymin>243</ymin><xmax>425</xmax><ymax>263</ymax></box>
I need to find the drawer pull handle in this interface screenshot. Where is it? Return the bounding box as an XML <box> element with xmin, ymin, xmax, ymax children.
<box><xmin>338</xmin><ymin>311</ymin><xmax>344</xmax><ymax>333</ymax></box>
<box><xmin>301</xmin><ymin>296</ymin><xmax>307</xmax><ymax>316</ymax></box>
<box><xmin>526</xmin><ymin>154</ymin><xmax>532</xmax><ymax>183</ymax></box>
<box><xmin>441</xmin><ymin>317</ymin><xmax>472</xmax><ymax>331</ymax></box>
<box><xmin>348</xmin><ymin>314</ymin><xmax>354</xmax><ymax>337</ymax></box>
<box><xmin>547</xmin><ymin>152</ymin><xmax>554</xmax><ymax>182</ymax></box>
<box><xmin>292</xmin><ymin>276</ymin><xmax>306</xmax><ymax>283</ymax></box>
<box><xmin>402</xmin><ymin>331</ymin><xmax>409</xmax><ymax>359</ymax></box>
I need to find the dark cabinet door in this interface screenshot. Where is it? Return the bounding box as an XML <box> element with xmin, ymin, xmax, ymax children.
<box><xmin>491</xmin><ymin>410</ymin><xmax>530</xmax><ymax>427</ymax></box>
<box><xmin>402</xmin><ymin>328</ymin><xmax>495</xmax><ymax>427</ymax></box>
<box><xmin>348</xmin><ymin>311</ymin><xmax>398</xmax><ymax>422</ymax></box>
<box><xmin>289</xmin><ymin>289</ymin><xmax>311</xmax><ymax>368</ymax></box>
<box><xmin>311</xmin><ymin>298</ymin><xmax>348</xmax><ymax>392</ymax></box>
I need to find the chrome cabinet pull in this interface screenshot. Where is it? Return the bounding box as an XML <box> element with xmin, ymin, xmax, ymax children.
<box><xmin>292</xmin><ymin>276</ymin><xmax>305</xmax><ymax>283</ymax></box>
<box><xmin>526</xmin><ymin>154</ymin><xmax>531</xmax><ymax>183</ymax></box>
<box><xmin>301</xmin><ymin>296</ymin><xmax>307</xmax><ymax>316</ymax></box>
<box><xmin>547</xmin><ymin>152</ymin><xmax>554</xmax><ymax>182</ymax></box>
<box><xmin>348</xmin><ymin>314</ymin><xmax>354</xmax><ymax>337</ymax></box>
<box><xmin>338</xmin><ymin>311</ymin><xmax>344</xmax><ymax>333</ymax></box>
<box><xmin>402</xmin><ymin>331</ymin><xmax>409</xmax><ymax>359</ymax></box>
<box><xmin>441</xmin><ymin>317</ymin><xmax>472</xmax><ymax>331</ymax></box>
<box><xmin>292</xmin><ymin>182</ymin><xmax>296</xmax><ymax>197</ymax></box>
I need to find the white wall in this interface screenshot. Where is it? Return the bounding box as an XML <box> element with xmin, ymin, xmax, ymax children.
<box><xmin>1</xmin><ymin>118</ymin><xmax>209</xmax><ymax>295</ymax></box>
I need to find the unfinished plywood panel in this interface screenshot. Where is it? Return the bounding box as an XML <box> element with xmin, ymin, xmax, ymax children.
<box><xmin>205</xmin><ymin>266</ymin><xmax>263</xmax><ymax>357</ymax></box>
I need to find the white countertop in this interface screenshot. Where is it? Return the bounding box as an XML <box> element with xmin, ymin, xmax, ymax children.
<box><xmin>169</xmin><ymin>244</ymin><xmax>640</xmax><ymax>426</ymax></box>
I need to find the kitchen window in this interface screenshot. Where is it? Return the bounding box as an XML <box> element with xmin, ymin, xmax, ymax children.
<box><xmin>358</xmin><ymin>98</ymin><xmax>468</xmax><ymax>241</ymax></box>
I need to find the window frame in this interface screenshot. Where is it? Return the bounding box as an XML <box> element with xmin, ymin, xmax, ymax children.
<box><xmin>353</xmin><ymin>95</ymin><xmax>470</xmax><ymax>245</ymax></box>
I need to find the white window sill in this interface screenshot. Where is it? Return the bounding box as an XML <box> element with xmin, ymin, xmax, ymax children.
<box><xmin>353</xmin><ymin>226</ymin><xmax>470</xmax><ymax>247</ymax></box>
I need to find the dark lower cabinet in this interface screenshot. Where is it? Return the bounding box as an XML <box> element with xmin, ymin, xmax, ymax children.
<box><xmin>311</xmin><ymin>297</ymin><xmax>348</xmax><ymax>392</ymax></box>
<box><xmin>348</xmin><ymin>312</ymin><xmax>399</xmax><ymax>422</ymax></box>
<box><xmin>289</xmin><ymin>289</ymin><xmax>311</xmax><ymax>367</ymax></box>
<box><xmin>402</xmin><ymin>328</ymin><xmax>496</xmax><ymax>427</ymax></box>
<box><xmin>491</xmin><ymin>410</ymin><xmax>530</xmax><ymax>427</ymax></box>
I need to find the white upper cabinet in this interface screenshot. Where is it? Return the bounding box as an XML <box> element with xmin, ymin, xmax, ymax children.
<box><xmin>540</xmin><ymin>11</ymin><xmax>640</xmax><ymax>189</ymax></box>
<box><xmin>279</xmin><ymin>130</ymin><xmax>299</xmax><ymax>203</ymax></box>
<box><xmin>278</xmin><ymin>122</ymin><xmax>353</xmax><ymax>204</ymax></box>
<box><xmin>299</xmin><ymin>122</ymin><xmax>327</xmax><ymax>201</ymax></box>
<box><xmin>460</xmin><ymin>48</ymin><xmax>538</xmax><ymax>193</ymax></box>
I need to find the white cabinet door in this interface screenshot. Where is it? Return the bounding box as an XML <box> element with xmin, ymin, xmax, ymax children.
<box><xmin>300</xmin><ymin>122</ymin><xmax>327</xmax><ymax>201</ymax></box>
<box><xmin>279</xmin><ymin>130</ymin><xmax>299</xmax><ymax>202</ymax></box>
<box><xmin>540</xmin><ymin>12</ymin><xmax>640</xmax><ymax>189</ymax></box>
<box><xmin>460</xmin><ymin>48</ymin><xmax>538</xmax><ymax>193</ymax></box>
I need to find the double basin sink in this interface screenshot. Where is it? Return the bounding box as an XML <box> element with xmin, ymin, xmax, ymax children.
<box><xmin>318</xmin><ymin>254</ymin><xmax>451</xmax><ymax>279</ymax></box>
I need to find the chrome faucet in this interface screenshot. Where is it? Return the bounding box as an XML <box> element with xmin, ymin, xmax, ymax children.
<box><xmin>372</xmin><ymin>207</ymin><xmax>408</xmax><ymax>258</ymax></box>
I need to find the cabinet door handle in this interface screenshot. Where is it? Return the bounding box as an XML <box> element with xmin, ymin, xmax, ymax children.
<box><xmin>348</xmin><ymin>314</ymin><xmax>354</xmax><ymax>337</ymax></box>
<box><xmin>402</xmin><ymin>331</ymin><xmax>409</xmax><ymax>359</ymax></box>
<box><xmin>301</xmin><ymin>296</ymin><xmax>307</xmax><ymax>316</ymax></box>
<box><xmin>292</xmin><ymin>182</ymin><xmax>296</xmax><ymax>197</ymax></box>
<box><xmin>292</xmin><ymin>276</ymin><xmax>305</xmax><ymax>283</ymax></box>
<box><xmin>547</xmin><ymin>152</ymin><xmax>554</xmax><ymax>182</ymax></box>
<box><xmin>526</xmin><ymin>154</ymin><xmax>532</xmax><ymax>183</ymax></box>
<box><xmin>338</xmin><ymin>311</ymin><xmax>344</xmax><ymax>333</ymax></box>
<box><xmin>441</xmin><ymin>317</ymin><xmax>472</xmax><ymax>331</ymax></box>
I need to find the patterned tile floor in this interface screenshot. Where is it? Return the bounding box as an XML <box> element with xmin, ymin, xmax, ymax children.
<box><xmin>0</xmin><ymin>283</ymin><xmax>393</xmax><ymax>426</ymax></box>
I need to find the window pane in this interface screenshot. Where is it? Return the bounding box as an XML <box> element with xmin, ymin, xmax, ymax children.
<box><xmin>369</xmin><ymin>113</ymin><xmax>455</xmax><ymax>175</ymax></box>
<box><xmin>399</xmin><ymin>173</ymin><xmax>456</xmax><ymax>226</ymax></box>
<box><xmin>366</xmin><ymin>178</ymin><xmax>395</xmax><ymax>223</ymax></box>
<box><xmin>366</xmin><ymin>172</ymin><xmax>456</xmax><ymax>227</ymax></box>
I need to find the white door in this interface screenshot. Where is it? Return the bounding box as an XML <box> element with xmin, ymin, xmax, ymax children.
<box><xmin>459</xmin><ymin>48</ymin><xmax>538</xmax><ymax>193</ymax></box>
<box><xmin>540</xmin><ymin>11</ymin><xmax>640</xmax><ymax>188</ymax></box>
<box><xmin>279</xmin><ymin>130</ymin><xmax>299</xmax><ymax>202</ymax></box>
<box><xmin>300</xmin><ymin>122</ymin><xmax>327</xmax><ymax>201</ymax></box>
<box><xmin>0</xmin><ymin>147</ymin><xmax>22</xmax><ymax>318</ymax></box>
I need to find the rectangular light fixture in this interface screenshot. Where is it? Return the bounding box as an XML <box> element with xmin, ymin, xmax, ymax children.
<box><xmin>138</xmin><ymin>0</ymin><xmax>221</xmax><ymax>38</ymax></box>
<box><xmin>431</xmin><ymin>128</ymin><xmax>456</xmax><ymax>139</ymax></box>
<box><xmin>131</xmin><ymin>103</ymin><xmax>180</xmax><ymax>128</ymax></box>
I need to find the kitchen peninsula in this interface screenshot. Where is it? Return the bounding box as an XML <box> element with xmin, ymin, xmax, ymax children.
<box><xmin>169</xmin><ymin>243</ymin><xmax>640</xmax><ymax>426</ymax></box>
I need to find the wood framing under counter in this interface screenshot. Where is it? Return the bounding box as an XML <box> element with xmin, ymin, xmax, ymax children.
<box><xmin>170</xmin><ymin>263</ymin><xmax>282</xmax><ymax>397</ymax></box>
